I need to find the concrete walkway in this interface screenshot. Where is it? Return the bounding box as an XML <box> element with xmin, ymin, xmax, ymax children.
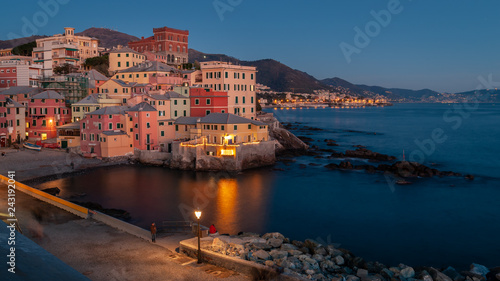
<box><xmin>0</xmin><ymin>183</ymin><xmax>249</xmax><ymax>281</ymax></box>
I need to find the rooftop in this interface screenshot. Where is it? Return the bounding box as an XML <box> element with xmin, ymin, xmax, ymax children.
<box><xmin>32</xmin><ymin>91</ymin><xmax>65</xmax><ymax>100</ymax></box>
<box><xmin>56</xmin><ymin>122</ymin><xmax>80</xmax><ymax>130</ymax></box>
<box><xmin>109</xmin><ymin>46</ymin><xmax>143</xmax><ymax>56</ymax></box>
<box><xmin>118</xmin><ymin>61</ymin><xmax>180</xmax><ymax>74</ymax></box>
<box><xmin>74</xmin><ymin>93</ymin><xmax>111</xmax><ymax>105</ymax></box>
<box><xmin>201</xmin><ymin>113</ymin><xmax>266</xmax><ymax>126</ymax></box>
<box><xmin>0</xmin><ymin>86</ymin><xmax>40</xmax><ymax>96</ymax></box>
<box><xmin>127</xmin><ymin>102</ymin><xmax>157</xmax><ymax>112</ymax></box>
<box><xmin>87</xmin><ymin>106</ymin><xmax>129</xmax><ymax>115</ymax></box>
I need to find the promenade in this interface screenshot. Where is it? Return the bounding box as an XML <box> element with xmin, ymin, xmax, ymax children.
<box><xmin>0</xmin><ymin>182</ymin><xmax>249</xmax><ymax>281</ymax></box>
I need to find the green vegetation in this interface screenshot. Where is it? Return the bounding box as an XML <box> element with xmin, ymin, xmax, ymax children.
<box><xmin>83</xmin><ymin>55</ymin><xmax>109</xmax><ymax>76</ymax></box>
<box><xmin>53</xmin><ymin>63</ymin><xmax>79</xmax><ymax>75</ymax></box>
<box><xmin>11</xmin><ymin>41</ymin><xmax>36</xmax><ymax>56</ymax></box>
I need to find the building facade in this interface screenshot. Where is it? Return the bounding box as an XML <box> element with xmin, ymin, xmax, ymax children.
<box><xmin>200</xmin><ymin>61</ymin><xmax>257</xmax><ymax>119</ymax></box>
<box><xmin>33</xmin><ymin>27</ymin><xmax>99</xmax><ymax>76</ymax></box>
<box><xmin>189</xmin><ymin>88</ymin><xmax>228</xmax><ymax>117</ymax></box>
<box><xmin>0</xmin><ymin>59</ymin><xmax>42</xmax><ymax>89</ymax></box>
<box><xmin>27</xmin><ymin>91</ymin><xmax>71</xmax><ymax>141</ymax></box>
<box><xmin>0</xmin><ymin>97</ymin><xmax>26</xmax><ymax>146</ymax></box>
<box><xmin>108</xmin><ymin>47</ymin><xmax>146</xmax><ymax>73</ymax></box>
<box><xmin>128</xmin><ymin>26</ymin><xmax>189</xmax><ymax>66</ymax></box>
<box><xmin>127</xmin><ymin>102</ymin><xmax>158</xmax><ymax>151</ymax></box>
<box><xmin>71</xmin><ymin>93</ymin><xmax>122</xmax><ymax>122</ymax></box>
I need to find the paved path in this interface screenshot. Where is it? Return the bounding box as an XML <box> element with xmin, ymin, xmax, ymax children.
<box><xmin>0</xmin><ymin>183</ymin><xmax>249</xmax><ymax>281</ymax></box>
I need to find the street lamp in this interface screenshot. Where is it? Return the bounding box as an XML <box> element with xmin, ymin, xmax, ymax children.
<box><xmin>194</xmin><ymin>209</ymin><xmax>202</xmax><ymax>264</ymax></box>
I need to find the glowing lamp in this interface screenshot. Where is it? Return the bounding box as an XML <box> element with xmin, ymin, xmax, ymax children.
<box><xmin>194</xmin><ymin>210</ymin><xmax>202</xmax><ymax>219</ymax></box>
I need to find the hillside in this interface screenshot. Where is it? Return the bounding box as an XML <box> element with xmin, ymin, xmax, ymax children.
<box><xmin>76</xmin><ymin>27</ymin><xmax>139</xmax><ymax>49</ymax></box>
<box><xmin>0</xmin><ymin>35</ymin><xmax>47</xmax><ymax>49</ymax></box>
<box><xmin>189</xmin><ymin>49</ymin><xmax>329</xmax><ymax>93</ymax></box>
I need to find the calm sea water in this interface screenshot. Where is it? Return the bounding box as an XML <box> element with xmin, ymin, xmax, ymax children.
<box><xmin>35</xmin><ymin>104</ymin><xmax>500</xmax><ymax>269</ymax></box>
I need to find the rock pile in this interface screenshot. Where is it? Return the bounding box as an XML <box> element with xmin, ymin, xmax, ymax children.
<box><xmin>329</xmin><ymin>148</ymin><xmax>396</xmax><ymax>162</ymax></box>
<box><xmin>205</xmin><ymin>232</ymin><xmax>495</xmax><ymax>281</ymax></box>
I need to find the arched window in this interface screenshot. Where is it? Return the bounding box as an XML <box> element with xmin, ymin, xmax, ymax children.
<box><xmin>177</xmin><ymin>46</ymin><xmax>180</xmax><ymax>53</ymax></box>
<box><xmin>169</xmin><ymin>45</ymin><xmax>172</xmax><ymax>51</ymax></box>
<box><xmin>167</xmin><ymin>54</ymin><xmax>171</xmax><ymax>62</ymax></box>
<box><xmin>183</xmin><ymin>46</ymin><xmax>186</xmax><ymax>53</ymax></box>
<box><xmin>177</xmin><ymin>36</ymin><xmax>180</xmax><ymax>41</ymax></box>
<box><xmin>158</xmin><ymin>44</ymin><xmax>161</xmax><ymax>51</ymax></box>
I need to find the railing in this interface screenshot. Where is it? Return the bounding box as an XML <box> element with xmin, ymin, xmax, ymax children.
<box><xmin>159</xmin><ymin>221</ymin><xmax>193</xmax><ymax>234</ymax></box>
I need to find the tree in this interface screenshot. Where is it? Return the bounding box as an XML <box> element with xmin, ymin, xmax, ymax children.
<box><xmin>53</xmin><ymin>63</ymin><xmax>79</xmax><ymax>75</ymax></box>
<box><xmin>11</xmin><ymin>41</ymin><xmax>37</xmax><ymax>56</ymax></box>
<box><xmin>83</xmin><ymin>55</ymin><xmax>109</xmax><ymax>76</ymax></box>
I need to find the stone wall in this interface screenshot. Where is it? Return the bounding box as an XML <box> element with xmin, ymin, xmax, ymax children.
<box><xmin>134</xmin><ymin>149</ymin><xmax>171</xmax><ymax>166</ymax></box>
<box><xmin>170</xmin><ymin>141</ymin><xmax>276</xmax><ymax>172</ymax></box>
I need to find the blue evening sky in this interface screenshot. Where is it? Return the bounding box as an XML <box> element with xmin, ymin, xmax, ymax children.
<box><xmin>1</xmin><ymin>0</ymin><xmax>499</xmax><ymax>93</ymax></box>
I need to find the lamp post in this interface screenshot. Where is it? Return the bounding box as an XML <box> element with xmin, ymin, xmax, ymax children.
<box><xmin>194</xmin><ymin>209</ymin><xmax>202</xmax><ymax>264</ymax></box>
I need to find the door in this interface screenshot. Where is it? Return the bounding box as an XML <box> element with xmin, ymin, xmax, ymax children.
<box><xmin>0</xmin><ymin>137</ymin><xmax>5</xmax><ymax>147</ymax></box>
<box><xmin>61</xmin><ymin>140</ymin><xmax>68</xmax><ymax>149</ymax></box>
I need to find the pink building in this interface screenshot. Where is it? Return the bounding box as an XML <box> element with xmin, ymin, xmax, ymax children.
<box><xmin>27</xmin><ymin>91</ymin><xmax>71</xmax><ymax>141</ymax></box>
<box><xmin>80</xmin><ymin>106</ymin><xmax>132</xmax><ymax>157</ymax></box>
<box><xmin>0</xmin><ymin>97</ymin><xmax>26</xmax><ymax>146</ymax></box>
<box><xmin>127</xmin><ymin>102</ymin><xmax>158</xmax><ymax>151</ymax></box>
<box><xmin>0</xmin><ymin>59</ymin><xmax>42</xmax><ymax>89</ymax></box>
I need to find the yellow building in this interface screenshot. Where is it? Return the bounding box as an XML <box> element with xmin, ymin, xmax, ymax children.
<box><xmin>71</xmin><ymin>93</ymin><xmax>122</xmax><ymax>122</ymax></box>
<box><xmin>56</xmin><ymin>122</ymin><xmax>80</xmax><ymax>148</ymax></box>
<box><xmin>99</xmin><ymin>79</ymin><xmax>148</xmax><ymax>103</ymax></box>
<box><xmin>108</xmin><ymin>47</ymin><xmax>146</xmax><ymax>73</ymax></box>
<box><xmin>174</xmin><ymin>113</ymin><xmax>268</xmax><ymax>144</ymax></box>
<box><xmin>114</xmin><ymin>61</ymin><xmax>181</xmax><ymax>84</ymax></box>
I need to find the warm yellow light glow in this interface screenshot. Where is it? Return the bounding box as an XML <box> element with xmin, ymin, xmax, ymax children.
<box><xmin>49</xmin><ymin>119</ymin><xmax>53</xmax><ymax>124</ymax></box>
<box><xmin>220</xmin><ymin>149</ymin><xmax>235</xmax><ymax>156</ymax></box>
<box><xmin>194</xmin><ymin>210</ymin><xmax>202</xmax><ymax>219</ymax></box>
<box><xmin>224</xmin><ymin>135</ymin><xmax>232</xmax><ymax>140</ymax></box>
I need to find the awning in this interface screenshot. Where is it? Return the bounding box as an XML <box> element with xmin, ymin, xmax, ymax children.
<box><xmin>66</xmin><ymin>48</ymin><xmax>79</xmax><ymax>52</ymax></box>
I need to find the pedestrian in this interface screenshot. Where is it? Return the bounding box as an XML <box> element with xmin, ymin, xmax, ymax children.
<box><xmin>150</xmin><ymin>223</ymin><xmax>157</xmax><ymax>243</ymax></box>
<box><xmin>209</xmin><ymin>224</ymin><xmax>219</xmax><ymax>236</ymax></box>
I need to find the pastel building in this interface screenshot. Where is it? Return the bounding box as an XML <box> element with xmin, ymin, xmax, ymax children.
<box><xmin>56</xmin><ymin>122</ymin><xmax>80</xmax><ymax>149</ymax></box>
<box><xmin>82</xmin><ymin>69</ymin><xmax>109</xmax><ymax>94</ymax></box>
<box><xmin>0</xmin><ymin>97</ymin><xmax>26</xmax><ymax>146</ymax></box>
<box><xmin>174</xmin><ymin>113</ymin><xmax>269</xmax><ymax>145</ymax></box>
<box><xmin>164</xmin><ymin>91</ymin><xmax>189</xmax><ymax>119</ymax></box>
<box><xmin>71</xmin><ymin>93</ymin><xmax>122</xmax><ymax>122</ymax></box>
<box><xmin>114</xmin><ymin>61</ymin><xmax>182</xmax><ymax>85</ymax></box>
<box><xmin>27</xmin><ymin>91</ymin><xmax>71</xmax><ymax>141</ymax></box>
<box><xmin>0</xmin><ymin>59</ymin><xmax>42</xmax><ymax>88</ymax></box>
<box><xmin>0</xmin><ymin>86</ymin><xmax>40</xmax><ymax>108</ymax></box>
<box><xmin>108</xmin><ymin>47</ymin><xmax>146</xmax><ymax>73</ymax></box>
<box><xmin>128</xmin><ymin>26</ymin><xmax>189</xmax><ymax>66</ymax></box>
<box><xmin>200</xmin><ymin>61</ymin><xmax>257</xmax><ymax>119</ymax></box>
<box><xmin>80</xmin><ymin>106</ymin><xmax>133</xmax><ymax>158</ymax></box>
<box><xmin>99</xmin><ymin>79</ymin><xmax>151</xmax><ymax>104</ymax></box>
<box><xmin>189</xmin><ymin>88</ymin><xmax>228</xmax><ymax>117</ymax></box>
<box><xmin>127</xmin><ymin>102</ymin><xmax>158</xmax><ymax>151</ymax></box>
<box><xmin>33</xmin><ymin>27</ymin><xmax>99</xmax><ymax>76</ymax></box>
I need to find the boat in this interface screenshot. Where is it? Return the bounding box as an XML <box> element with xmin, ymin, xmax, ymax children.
<box><xmin>23</xmin><ymin>142</ymin><xmax>42</xmax><ymax>151</ymax></box>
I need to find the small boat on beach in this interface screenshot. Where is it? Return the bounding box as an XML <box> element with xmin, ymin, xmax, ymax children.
<box><xmin>23</xmin><ymin>142</ymin><xmax>42</xmax><ymax>151</ymax></box>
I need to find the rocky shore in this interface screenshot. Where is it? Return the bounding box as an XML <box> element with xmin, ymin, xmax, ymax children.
<box><xmin>205</xmin><ymin>232</ymin><xmax>499</xmax><ymax>281</ymax></box>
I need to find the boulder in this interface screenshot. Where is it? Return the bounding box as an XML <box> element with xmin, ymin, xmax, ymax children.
<box><xmin>212</xmin><ymin>237</ymin><xmax>229</xmax><ymax>250</ymax></box>
<box><xmin>442</xmin><ymin>266</ymin><xmax>464</xmax><ymax>281</ymax></box>
<box><xmin>400</xmin><ymin>267</ymin><xmax>416</xmax><ymax>279</ymax></box>
<box><xmin>250</xmin><ymin>242</ymin><xmax>272</xmax><ymax>250</ymax></box>
<box><xmin>429</xmin><ymin>267</ymin><xmax>454</xmax><ymax>281</ymax></box>
<box><xmin>253</xmin><ymin>249</ymin><xmax>271</xmax><ymax>260</ymax></box>
<box><xmin>267</xmin><ymin>238</ymin><xmax>283</xmax><ymax>248</ymax></box>
<box><xmin>471</xmin><ymin>264</ymin><xmax>490</xmax><ymax>277</ymax></box>
<box><xmin>357</xmin><ymin>269</ymin><xmax>369</xmax><ymax>277</ymax></box>
<box><xmin>280</xmin><ymin>243</ymin><xmax>298</xmax><ymax>251</ymax></box>
<box><xmin>333</xmin><ymin>255</ymin><xmax>345</xmax><ymax>265</ymax></box>
<box><xmin>262</xmin><ymin>232</ymin><xmax>286</xmax><ymax>241</ymax></box>
<box><xmin>287</xmin><ymin>250</ymin><xmax>303</xmax><ymax>256</ymax></box>
<box><xmin>264</xmin><ymin>260</ymin><xmax>275</xmax><ymax>267</ymax></box>
<box><xmin>314</xmin><ymin>247</ymin><xmax>327</xmax><ymax>256</ymax></box>
<box><xmin>486</xmin><ymin>267</ymin><xmax>500</xmax><ymax>281</ymax></box>
<box><xmin>269</xmin><ymin>250</ymin><xmax>288</xmax><ymax>260</ymax></box>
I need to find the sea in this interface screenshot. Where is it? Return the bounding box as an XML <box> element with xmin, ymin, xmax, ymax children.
<box><xmin>34</xmin><ymin>103</ymin><xmax>500</xmax><ymax>269</ymax></box>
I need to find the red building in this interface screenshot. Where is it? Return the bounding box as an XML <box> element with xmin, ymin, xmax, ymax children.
<box><xmin>189</xmin><ymin>88</ymin><xmax>228</xmax><ymax>117</ymax></box>
<box><xmin>0</xmin><ymin>97</ymin><xmax>26</xmax><ymax>146</ymax></box>
<box><xmin>128</xmin><ymin>26</ymin><xmax>189</xmax><ymax>66</ymax></box>
<box><xmin>27</xmin><ymin>91</ymin><xmax>71</xmax><ymax>141</ymax></box>
<box><xmin>127</xmin><ymin>102</ymin><xmax>158</xmax><ymax>151</ymax></box>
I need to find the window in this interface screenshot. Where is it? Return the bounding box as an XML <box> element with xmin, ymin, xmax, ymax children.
<box><xmin>235</xmin><ymin>97</ymin><xmax>238</xmax><ymax>104</ymax></box>
<box><xmin>109</xmin><ymin>123</ymin><xmax>112</xmax><ymax>130</ymax></box>
<box><xmin>183</xmin><ymin>110</ymin><xmax>186</xmax><ymax>116</ymax></box>
<box><xmin>206</xmin><ymin>110</ymin><xmax>211</xmax><ymax>115</ymax></box>
<box><xmin>183</xmin><ymin>100</ymin><xmax>186</xmax><ymax>105</ymax></box>
<box><xmin>195</xmin><ymin>99</ymin><xmax>199</xmax><ymax>105</ymax></box>
<box><xmin>175</xmin><ymin>125</ymin><xmax>179</xmax><ymax>131</ymax></box>
<box><xmin>243</xmin><ymin>97</ymin><xmax>246</xmax><ymax>104</ymax></box>
<box><xmin>118</xmin><ymin>62</ymin><xmax>121</xmax><ymax>67</ymax></box>
<box><xmin>146</xmin><ymin>123</ymin><xmax>150</xmax><ymax>128</ymax></box>
<box><xmin>174</xmin><ymin>100</ymin><xmax>177</xmax><ymax>105</ymax></box>
<box><xmin>225</xmin><ymin>72</ymin><xmax>228</xmax><ymax>78</ymax></box>
<box><xmin>251</xmin><ymin>74</ymin><xmax>254</xmax><ymax>80</ymax></box>
<box><xmin>221</xmin><ymin>125</ymin><xmax>225</xmax><ymax>130</ymax></box>
<box><xmin>251</xmin><ymin>107</ymin><xmax>254</xmax><ymax>113</ymax></box>
<box><xmin>118</xmin><ymin>54</ymin><xmax>121</xmax><ymax>57</ymax></box>
<box><xmin>174</xmin><ymin>110</ymin><xmax>177</xmax><ymax>117</ymax></box>
<box><xmin>98</xmin><ymin>123</ymin><xmax>102</xmax><ymax>130</ymax></box>
<box><xmin>234</xmin><ymin>125</ymin><xmax>237</xmax><ymax>130</ymax></box>
<box><xmin>242</xmin><ymin>73</ymin><xmax>245</xmax><ymax>79</ymax></box>
<box><xmin>135</xmin><ymin>134</ymin><xmax>139</xmax><ymax>140</ymax></box>
<box><xmin>248</xmin><ymin>124</ymin><xmax>252</xmax><ymax>129</ymax></box>
<box><xmin>251</xmin><ymin>97</ymin><xmax>254</xmax><ymax>103</ymax></box>
<box><xmin>161</xmin><ymin>131</ymin><xmax>165</xmax><ymax>137</ymax></box>
<box><xmin>126</xmin><ymin>53</ymin><xmax>129</xmax><ymax>57</ymax></box>
<box><xmin>42</xmin><ymin>120</ymin><xmax>46</xmax><ymax>127</ymax></box>
<box><xmin>82</xmin><ymin>122</ymin><xmax>86</xmax><ymax>129</ymax></box>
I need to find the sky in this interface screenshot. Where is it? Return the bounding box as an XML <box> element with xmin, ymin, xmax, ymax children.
<box><xmin>2</xmin><ymin>0</ymin><xmax>500</xmax><ymax>93</ymax></box>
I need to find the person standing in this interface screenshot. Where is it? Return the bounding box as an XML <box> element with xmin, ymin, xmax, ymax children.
<box><xmin>150</xmin><ymin>223</ymin><xmax>157</xmax><ymax>242</ymax></box>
